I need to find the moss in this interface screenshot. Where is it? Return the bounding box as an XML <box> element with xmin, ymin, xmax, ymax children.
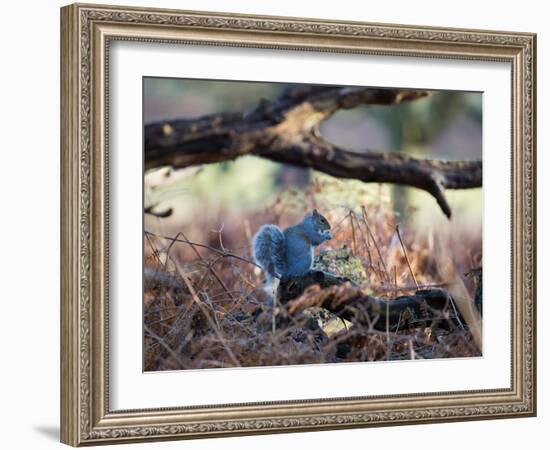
<box><xmin>314</xmin><ymin>247</ymin><xmax>368</xmax><ymax>284</ymax></box>
<box><xmin>301</xmin><ymin>307</ymin><xmax>353</xmax><ymax>337</ymax></box>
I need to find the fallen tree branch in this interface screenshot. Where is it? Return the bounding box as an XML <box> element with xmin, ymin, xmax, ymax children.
<box><xmin>145</xmin><ymin>86</ymin><xmax>481</xmax><ymax>217</ymax></box>
<box><xmin>280</xmin><ymin>270</ymin><xmax>466</xmax><ymax>332</ymax></box>
<box><xmin>260</xmin><ymin>136</ymin><xmax>480</xmax><ymax>218</ymax></box>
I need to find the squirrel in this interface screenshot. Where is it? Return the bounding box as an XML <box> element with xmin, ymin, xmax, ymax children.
<box><xmin>252</xmin><ymin>209</ymin><xmax>332</xmax><ymax>283</ymax></box>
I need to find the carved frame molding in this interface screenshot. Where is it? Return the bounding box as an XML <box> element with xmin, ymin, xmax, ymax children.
<box><xmin>60</xmin><ymin>3</ymin><xmax>536</xmax><ymax>446</ymax></box>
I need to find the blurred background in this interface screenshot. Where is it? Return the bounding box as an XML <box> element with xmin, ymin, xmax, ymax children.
<box><xmin>144</xmin><ymin>77</ymin><xmax>482</xmax><ymax>243</ymax></box>
<box><xmin>143</xmin><ymin>78</ymin><xmax>483</xmax><ymax>370</ymax></box>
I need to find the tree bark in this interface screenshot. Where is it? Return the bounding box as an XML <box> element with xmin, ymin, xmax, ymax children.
<box><xmin>145</xmin><ymin>86</ymin><xmax>482</xmax><ymax>218</ymax></box>
<box><xmin>279</xmin><ymin>270</ymin><xmax>466</xmax><ymax>332</ymax></box>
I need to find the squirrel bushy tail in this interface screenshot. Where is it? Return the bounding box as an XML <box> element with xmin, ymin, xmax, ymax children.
<box><xmin>252</xmin><ymin>224</ymin><xmax>285</xmax><ymax>283</ymax></box>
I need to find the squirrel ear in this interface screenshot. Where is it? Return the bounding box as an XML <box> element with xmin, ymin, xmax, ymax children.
<box><xmin>312</xmin><ymin>208</ymin><xmax>319</xmax><ymax>216</ymax></box>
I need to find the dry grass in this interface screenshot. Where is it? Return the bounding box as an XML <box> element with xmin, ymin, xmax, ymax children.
<box><xmin>143</xmin><ymin>180</ymin><xmax>482</xmax><ymax>371</ymax></box>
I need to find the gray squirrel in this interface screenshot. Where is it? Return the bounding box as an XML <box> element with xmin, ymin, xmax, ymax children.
<box><xmin>252</xmin><ymin>209</ymin><xmax>332</xmax><ymax>283</ymax></box>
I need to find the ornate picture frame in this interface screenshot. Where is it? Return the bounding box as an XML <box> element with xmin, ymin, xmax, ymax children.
<box><xmin>60</xmin><ymin>3</ymin><xmax>536</xmax><ymax>446</ymax></box>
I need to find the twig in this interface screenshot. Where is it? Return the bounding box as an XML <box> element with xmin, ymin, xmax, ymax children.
<box><xmin>144</xmin><ymin>232</ymin><xmax>163</xmax><ymax>267</ymax></box>
<box><xmin>349</xmin><ymin>210</ymin><xmax>357</xmax><ymax>255</ymax></box>
<box><xmin>348</xmin><ymin>208</ymin><xmax>376</xmax><ymax>278</ymax></box>
<box><xmin>180</xmin><ymin>230</ymin><xmax>237</xmax><ymax>302</ymax></box>
<box><xmin>396</xmin><ymin>224</ymin><xmax>419</xmax><ymax>289</ymax></box>
<box><xmin>144</xmin><ymin>324</ymin><xmax>186</xmax><ymax>368</ymax></box>
<box><xmin>442</xmin><ymin>263</ymin><xmax>483</xmax><ymax>352</ymax></box>
<box><xmin>177</xmin><ymin>265</ymin><xmax>241</xmax><ymax>367</ymax></box>
<box><xmin>146</xmin><ymin>230</ymin><xmax>254</xmax><ymax>303</ymax></box>
<box><xmin>361</xmin><ymin>206</ymin><xmax>390</xmax><ymax>282</ymax></box>
<box><xmin>146</xmin><ymin>314</ymin><xmax>180</xmax><ymax>326</ymax></box>
<box><xmin>358</xmin><ymin>214</ymin><xmax>373</xmax><ymax>267</ymax></box>
<box><xmin>162</xmin><ymin>231</ymin><xmax>186</xmax><ymax>271</ymax></box>
<box><xmin>447</xmin><ymin>294</ymin><xmax>465</xmax><ymax>331</ymax></box>
<box><xmin>145</xmin><ymin>230</ymin><xmax>260</xmax><ymax>269</ymax></box>
<box><xmin>385</xmin><ymin>266</ymin><xmax>396</xmax><ymax>360</ymax></box>
<box><xmin>214</xmin><ymin>223</ymin><xmax>227</xmax><ymax>252</ymax></box>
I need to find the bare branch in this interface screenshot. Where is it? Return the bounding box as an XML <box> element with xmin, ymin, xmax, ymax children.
<box><xmin>144</xmin><ymin>86</ymin><xmax>480</xmax><ymax>217</ymax></box>
<box><xmin>144</xmin><ymin>230</ymin><xmax>260</xmax><ymax>269</ymax></box>
<box><xmin>260</xmin><ymin>135</ymin><xmax>481</xmax><ymax>218</ymax></box>
<box><xmin>144</xmin><ymin>205</ymin><xmax>173</xmax><ymax>218</ymax></box>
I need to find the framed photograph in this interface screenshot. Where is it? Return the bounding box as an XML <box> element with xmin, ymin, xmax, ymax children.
<box><xmin>60</xmin><ymin>3</ymin><xmax>536</xmax><ymax>446</ymax></box>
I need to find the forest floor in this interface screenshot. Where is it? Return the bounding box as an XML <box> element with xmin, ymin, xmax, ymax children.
<box><xmin>143</xmin><ymin>180</ymin><xmax>482</xmax><ymax>371</ymax></box>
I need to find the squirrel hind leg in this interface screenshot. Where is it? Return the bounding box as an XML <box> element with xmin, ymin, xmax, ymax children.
<box><xmin>263</xmin><ymin>271</ymin><xmax>273</xmax><ymax>285</ymax></box>
<box><xmin>261</xmin><ymin>275</ymin><xmax>280</xmax><ymax>305</ymax></box>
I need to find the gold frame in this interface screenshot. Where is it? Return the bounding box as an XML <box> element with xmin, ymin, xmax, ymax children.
<box><xmin>60</xmin><ymin>2</ymin><xmax>537</xmax><ymax>446</ymax></box>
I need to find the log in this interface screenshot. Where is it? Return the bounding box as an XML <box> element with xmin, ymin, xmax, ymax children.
<box><xmin>280</xmin><ymin>270</ymin><xmax>466</xmax><ymax>332</ymax></box>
